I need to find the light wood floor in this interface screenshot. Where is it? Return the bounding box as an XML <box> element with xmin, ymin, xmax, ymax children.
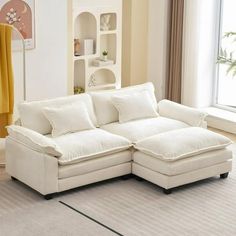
<box><xmin>0</xmin><ymin>138</ymin><xmax>5</xmax><ymax>165</ymax></box>
<box><xmin>208</xmin><ymin>127</ymin><xmax>236</xmax><ymax>142</ymax></box>
<box><xmin>1</xmin><ymin>128</ymin><xmax>236</xmax><ymax>181</ymax></box>
<box><xmin>0</xmin><ymin>167</ymin><xmax>8</xmax><ymax>181</ymax></box>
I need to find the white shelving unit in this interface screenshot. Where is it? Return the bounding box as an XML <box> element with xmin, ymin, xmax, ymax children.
<box><xmin>71</xmin><ymin>0</ymin><xmax>122</xmax><ymax>93</ymax></box>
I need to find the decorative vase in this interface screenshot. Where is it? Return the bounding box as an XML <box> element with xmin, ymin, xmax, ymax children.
<box><xmin>88</xmin><ymin>74</ymin><xmax>96</xmax><ymax>87</ymax></box>
<box><xmin>74</xmin><ymin>38</ymin><xmax>80</xmax><ymax>56</ymax></box>
<box><xmin>101</xmin><ymin>14</ymin><xmax>111</xmax><ymax>31</ymax></box>
<box><xmin>102</xmin><ymin>55</ymin><xmax>108</xmax><ymax>61</ymax></box>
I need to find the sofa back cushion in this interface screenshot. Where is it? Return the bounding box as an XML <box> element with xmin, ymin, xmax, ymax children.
<box><xmin>43</xmin><ymin>102</ymin><xmax>95</xmax><ymax>137</ymax></box>
<box><xmin>18</xmin><ymin>94</ymin><xmax>97</xmax><ymax>135</ymax></box>
<box><xmin>90</xmin><ymin>82</ymin><xmax>157</xmax><ymax>126</ymax></box>
<box><xmin>111</xmin><ymin>90</ymin><xmax>159</xmax><ymax>123</ymax></box>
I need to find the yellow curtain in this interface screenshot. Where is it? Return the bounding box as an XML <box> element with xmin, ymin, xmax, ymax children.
<box><xmin>0</xmin><ymin>24</ymin><xmax>14</xmax><ymax>138</ymax></box>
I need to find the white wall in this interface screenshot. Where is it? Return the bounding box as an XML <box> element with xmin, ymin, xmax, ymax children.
<box><xmin>122</xmin><ymin>0</ymin><xmax>131</xmax><ymax>87</ymax></box>
<box><xmin>129</xmin><ymin>0</ymin><xmax>149</xmax><ymax>86</ymax></box>
<box><xmin>13</xmin><ymin>0</ymin><xmax>171</xmax><ymax>106</ymax></box>
<box><xmin>122</xmin><ymin>0</ymin><xmax>170</xmax><ymax>100</ymax></box>
<box><xmin>122</xmin><ymin>0</ymin><xmax>148</xmax><ymax>87</ymax></box>
<box><xmin>13</xmin><ymin>0</ymin><xmax>68</xmax><ymax>103</ymax></box>
<box><xmin>147</xmin><ymin>0</ymin><xmax>170</xmax><ymax>101</ymax></box>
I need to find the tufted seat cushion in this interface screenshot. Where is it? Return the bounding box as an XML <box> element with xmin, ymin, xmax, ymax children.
<box><xmin>134</xmin><ymin>127</ymin><xmax>232</xmax><ymax>162</ymax></box>
<box><xmin>51</xmin><ymin>129</ymin><xmax>132</xmax><ymax>165</ymax></box>
<box><xmin>101</xmin><ymin>117</ymin><xmax>189</xmax><ymax>142</ymax></box>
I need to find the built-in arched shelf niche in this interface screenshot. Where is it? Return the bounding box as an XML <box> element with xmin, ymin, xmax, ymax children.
<box><xmin>88</xmin><ymin>69</ymin><xmax>116</xmax><ymax>88</ymax></box>
<box><xmin>100</xmin><ymin>13</ymin><xmax>117</xmax><ymax>31</ymax></box>
<box><xmin>74</xmin><ymin>12</ymin><xmax>97</xmax><ymax>55</ymax></box>
<box><xmin>100</xmin><ymin>34</ymin><xmax>117</xmax><ymax>63</ymax></box>
<box><xmin>71</xmin><ymin>0</ymin><xmax>122</xmax><ymax>93</ymax></box>
<box><xmin>74</xmin><ymin>59</ymin><xmax>85</xmax><ymax>89</ymax></box>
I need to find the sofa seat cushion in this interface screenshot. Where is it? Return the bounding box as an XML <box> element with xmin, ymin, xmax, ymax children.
<box><xmin>133</xmin><ymin>149</ymin><xmax>232</xmax><ymax>176</ymax></box>
<box><xmin>101</xmin><ymin>117</ymin><xmax>189</xmax><ymax>142</ymax></box>
<box><xmin>52</xmin><ymin>129</ymin><xmax>132</xmax><ymax>165</ymax></box>
<box><xmin>134</xmin><ymin>127</ymin><xmax>232</xmax><ymax>162</ymax></box>
<box><xmin>59</xmin><ymin>150</ymin><xmax>132</xmax><ymax>179</ymax></box>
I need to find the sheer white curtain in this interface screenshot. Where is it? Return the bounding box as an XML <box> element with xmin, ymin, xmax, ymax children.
<box><xmin>181</xmin><ymin>0</ymin><xmax>220</xmax><ymax>108</ymax></box>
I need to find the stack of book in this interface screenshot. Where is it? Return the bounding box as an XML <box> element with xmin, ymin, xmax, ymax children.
<box><xmin>93</xmin><ymin>59</ymin><xmax>114</xmax><ymax>67</ymax></box>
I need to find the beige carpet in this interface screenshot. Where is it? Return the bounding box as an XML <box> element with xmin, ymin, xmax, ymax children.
<box><xmin>59</xmin><ymin>175</ymin><xmax>236</xmax><ymax>236</ymax></box>
<box><xmin>0</xmin><ymin>179</ymin><xmax>43</xmax><ymax>217</ymax></box>
<box><xmin>0</xmin><ymin>201</ymin><xmax>115</xmax><ymax>236</ymax></box>
<box><xmin>0</xmin><ymin>144</ymin><xmax>236</xmax><ymax>236</ymax></box>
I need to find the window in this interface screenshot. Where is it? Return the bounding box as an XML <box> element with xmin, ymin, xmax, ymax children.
<box><xmin>216</xmin><ymin>0</ymin><xmax>236</xmax><ymax>110</ymax></box>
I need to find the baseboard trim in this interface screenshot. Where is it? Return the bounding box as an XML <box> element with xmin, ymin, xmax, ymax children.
<box><xmin>202</xmin><ymin>107</ymin><xmax>236</xmax><ymax>134</ymax></box>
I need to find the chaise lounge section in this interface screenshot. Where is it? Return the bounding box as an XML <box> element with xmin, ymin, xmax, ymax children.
<box><xmin>133</xmin><ymin>127</ymin><xmax>232</xmax><ymax>194</ymax></box>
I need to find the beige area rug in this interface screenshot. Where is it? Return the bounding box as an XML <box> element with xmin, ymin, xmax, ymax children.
<box><xmin>59</xmin><ymin>144</ymin><xmax>236</xmax><ymax>236</ymax></box>
<box><xmin>0</xmin><ymin>179</ymin><xmax>116</xmax><ymax>236</ymax></box>
<box><xmin>0</xmin><ymin>179</ymin><xmax>44</xmax><ymax>218</ymax></box>
<box><xmin>0</xmin><ymin>201</ymin><xmax>115</xmax><ymax>236</ymax></box>
<box><xmin>0</xmin><ymin>144</ymin><xmax>235</xmax><ymax>236</ymax></box>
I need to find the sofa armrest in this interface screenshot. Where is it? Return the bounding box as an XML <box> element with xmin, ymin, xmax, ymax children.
<box><xmin>6</xmin><ymin>137</ymin><xmax>58</xmax><ymax>195</ymax></box>
<box><xmin>157</xmin><ymin>100</ymin><xmax>208</xmax><ymax>127</ymax></box>
<box><xmin>7</xmin><ymin>125</ymin><xmax>62</xmax><ymax>157</ymax></box>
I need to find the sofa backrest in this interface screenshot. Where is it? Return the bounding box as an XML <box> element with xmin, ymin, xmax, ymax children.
<box><xmin>90</xmin><ymin>82</ymin><xmax>157</xmax><ymax>126</ymax></box>
<box><xmin>18</xmin><ymin>94</ymin><xmax>97</xmax><ymax>135</ymax></box>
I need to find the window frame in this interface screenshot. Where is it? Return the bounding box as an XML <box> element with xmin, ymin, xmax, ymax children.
<box><xmin>213</xmin><ymin>0</ymin><xmax>236</xmax><ymax>113</ymax></box>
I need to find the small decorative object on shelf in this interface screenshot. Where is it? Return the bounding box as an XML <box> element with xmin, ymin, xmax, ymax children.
<box><xmin>101</xmin><ymin>14</ymin><xmax>111</xmax><ymax>31</ymax></box>
<box><xmin>102</xmin><ymin>50</ymin><xmax>108</xmax><ymax>61</ymax></box>
<box><xmin>74</xmin><ymin>86</ymin><xmax>84</xmax><ymax>94</ymax></box>
<box><xmin>88</xmin><ymin>74</ymin><xmax>96</xmax><ymax>87</ymax></box>
<box><xmin>81</xmin><ymin>39</ymin><xmax>94</xmax><ymax>55</ymax></box>
<box><xmin>74</xmin><ymin>38</ymin><xmax>80</xmax><ymax>56</ymax></box>
<box><xmin>93</xmin><ymin>59</ymin><xmax>114</xmax><ymax>67</ymax></box>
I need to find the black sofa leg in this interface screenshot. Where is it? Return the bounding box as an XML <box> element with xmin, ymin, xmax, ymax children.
<box><xmin>135</xmin><ymin>176</ymin><xmax>144</xmax><ymax>182</ymax></box>
<box><xmin>121</xmin><ymin>174</ymin><xmax>132</xmax><ymax>180</ymax></box>
<box><xmin>163</xmin><ymin>188</ymin><xmax>172</xmax><ymax>195</ymax></box>
<box><xmin>11</xmin><ymin>176</ymin><xmax>17</xmax><ymax>181</ymax></box>
<box><xmin>220</xmin><ymin>172</ymin><xmax>229</xmax><ymax>179</ymax></box>
<box><xmin>44</xmin><ymin>194</ymin><xmax>54</xmax><ymax>200</ymax></box>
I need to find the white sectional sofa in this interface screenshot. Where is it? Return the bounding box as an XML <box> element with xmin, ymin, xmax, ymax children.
<box><xmin>6</xmin><ymin>83</ymin><xmax>233</xmax><ymax>199</ymax></box>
